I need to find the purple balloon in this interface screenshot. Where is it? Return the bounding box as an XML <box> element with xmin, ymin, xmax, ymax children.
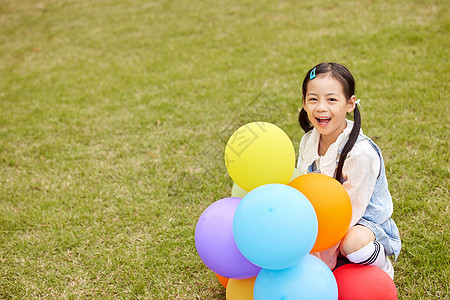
<box><xmin>195</xmin><ymin>197</ymin><xmax>261</xmax><ymax>279</ymax></box>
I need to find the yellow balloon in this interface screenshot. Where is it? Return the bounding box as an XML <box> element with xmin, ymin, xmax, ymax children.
<box><xmin>224</xmin><ymin>122</ymin><xmax>295</xmax><ymax>192</ymax></box>
<box><xmin>226</xmin><ymin>277</ymin><xmax>256</xmax><ymax>300</ymax></box>
<box><xmin>231</xmin><ymin>182</ymin><xmax>247</xmax><ymax>198</ymax></box>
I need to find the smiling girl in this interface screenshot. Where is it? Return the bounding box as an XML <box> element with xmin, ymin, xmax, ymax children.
<box><xmin>297</xmin><ymin>63</ymin><xmax>401</xmax><ymax>279</ymax></box>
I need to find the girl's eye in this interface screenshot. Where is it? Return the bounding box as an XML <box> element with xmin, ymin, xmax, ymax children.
<box><xmin>328</xmin><ymin>98</ymin><xmax>337</xmax><ymax>102</ymax></box>
<box><xmin>308</xmin><ymin>98</ymin><xmax>318</xmax><ymax>102</ymax></box>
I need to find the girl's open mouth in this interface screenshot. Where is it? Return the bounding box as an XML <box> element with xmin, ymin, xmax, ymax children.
<box><xmin>316</xmin><ymin>117</ymin><xmax>331</xmax><ymax>125</ymax></box>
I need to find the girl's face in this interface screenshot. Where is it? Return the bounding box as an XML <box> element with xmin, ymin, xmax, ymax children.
<box><xmin>303</xmin><ymin>74</ymin><xmax>355</xmax><ymax>143</ymax></box>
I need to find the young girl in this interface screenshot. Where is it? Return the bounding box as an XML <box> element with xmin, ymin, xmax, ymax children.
<box><xmin>296</xmin><ymin>62</ymin><xmax>401</xmax><ymax>278</ymax></box>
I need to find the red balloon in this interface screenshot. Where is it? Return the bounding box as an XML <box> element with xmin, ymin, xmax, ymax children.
<box><xmin>215</xmin><ymin>273</ymin><xmax>230</xmax><ymax>288</ymax></box>
<box><xmin>333</xmin><ymin>264</ymin><xmax>397</xmax><ymax>300</ymax></box>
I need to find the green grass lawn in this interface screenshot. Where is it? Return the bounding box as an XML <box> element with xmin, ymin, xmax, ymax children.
<box><xmin>1</xmin><ymin>0</ymin><xmax>449</xmax><ymax>298</ymax></box>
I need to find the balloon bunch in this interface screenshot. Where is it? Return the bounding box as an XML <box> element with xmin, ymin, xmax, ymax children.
<box><xmin>194</xmin><ymin>122</ymin><xmax>391</xmax><ymax>299</ymax></box>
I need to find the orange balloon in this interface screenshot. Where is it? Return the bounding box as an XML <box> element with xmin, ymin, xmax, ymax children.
<box><xmin>215</xmin><ymin>273</ymin><xmax>230</xmax><ymax>288</ymax></box>
<box><xmin>226</xmin><ymin>277</ymin><xmax>256</xmax><ymax>300</ymax></box>
<box><xmin>288</xmin><ymin>173</ymin><xmax>351</xmax><ymax>252</ymax></box>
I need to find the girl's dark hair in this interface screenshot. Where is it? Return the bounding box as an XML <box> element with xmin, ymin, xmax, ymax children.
<box><xmin>298</xmin><ymin>62</ymin><xmax>361</xmax><ymax>183</ymax></box>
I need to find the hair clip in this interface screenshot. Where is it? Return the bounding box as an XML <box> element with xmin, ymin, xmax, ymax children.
<box><xmin>310</xmin><ymin>68</ymin><xmax>316</xmax><ymax>80</ymax></box>
<box><xmin>355</xmin><ymin>99</ymin><xmax>362</xmax><ymax>110</ymax></box>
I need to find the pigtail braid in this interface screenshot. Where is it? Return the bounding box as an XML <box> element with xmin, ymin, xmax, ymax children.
<box><xmin>298</xmin><ymin>108</ymin><xmax>314</xmax><ymax>133</ymax></box>
<box><xmin>334</xmin><ymin>105</ymin><xmax>361</xmax><ymax>183</ymax></box>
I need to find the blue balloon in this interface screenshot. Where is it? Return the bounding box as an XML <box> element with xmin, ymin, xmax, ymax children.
<box><xmin>233</xmin><ymin>184</ymin><xmax>318</xmax><ymax>270</ymax></box>
<box><xmin>254</xmin><ymin>254</ymin><xmax>338</xmax><ymax>300</ymax></box>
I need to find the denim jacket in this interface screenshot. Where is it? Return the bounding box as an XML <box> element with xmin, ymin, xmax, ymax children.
<box><xmin>351</xmin><ymin>134</ymin><xmax>401</xmax><ymax>260</ymax></box>
<box><xmin>305</xmin><ymin>131</ymin><xmax>401</xmax><ymax>260</ymax></box>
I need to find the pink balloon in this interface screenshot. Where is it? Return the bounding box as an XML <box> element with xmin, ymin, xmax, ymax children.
<box><xmin>195</xmin><ymin>197</ymin><xmax>261</xmax><ymax>279</ymax></box>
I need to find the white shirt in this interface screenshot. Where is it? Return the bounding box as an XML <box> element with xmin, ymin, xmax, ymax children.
<box><xmin>297</xmin><ymin>119</ymin><xmax>380</xmax><ymax>269</ymax></box>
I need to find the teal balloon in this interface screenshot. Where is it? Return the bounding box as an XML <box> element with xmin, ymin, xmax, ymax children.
<box><xmin>233</xmin><ymin>184</ymin><xmax>318</xmax><ymax>270</ymax></box>
<box><xmin>253</xmin><ymin>254</ymin><xmax>338</xmax><ymax>300</ymax></box>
